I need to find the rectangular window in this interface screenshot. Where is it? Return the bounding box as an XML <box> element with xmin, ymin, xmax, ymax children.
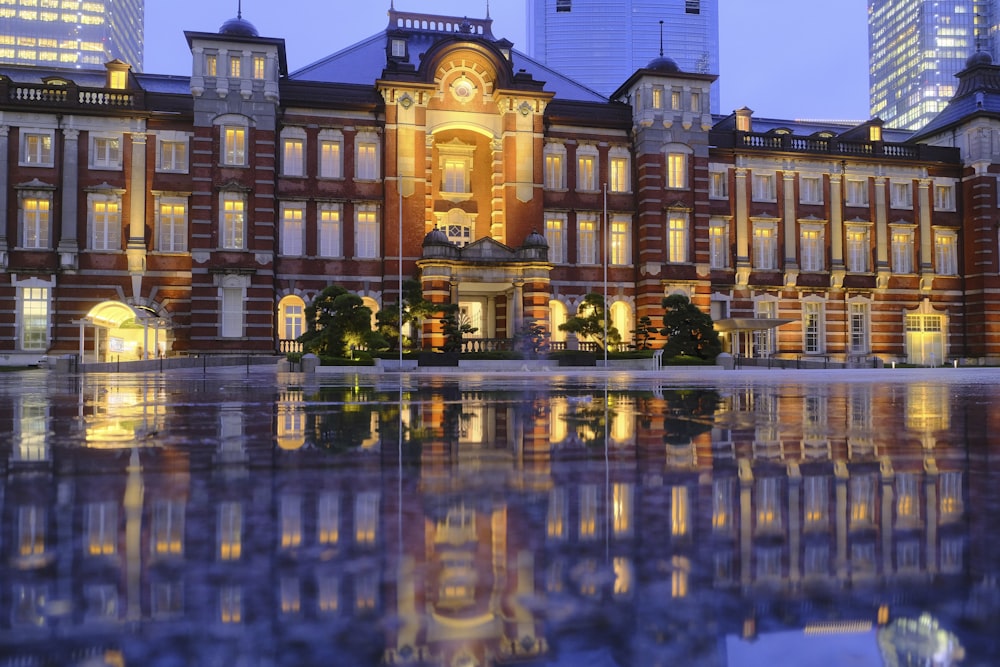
<box><xmin>800</xmin><ymin>176</ymin><xmax>822</xmax><ymax>204</ymax></box>
<box><xmin>356</xmin><ymin>141</ymin><xmax>378</xmax><ymax>180</ymax></box>
<box><xmin>800</xmin><ymin>226</ymin><xmax>824</xmax><ymax>272</ymax></box>
<box><xmin>935</xmin><ymin>231</ymin><xmax>957</xmax><ymax>275</ymax></box>
<box><xmin>610</xmin><ymin>216</ymin><xmax>630</xmax><ymax>265</ymax></box>
<box><xmin>318</xmin><ymin>204</ymin><xmax>342</xmax><ymax>258</ymax></box>
<box><xmin>21</xmin><ymin>196</ymin><xmax>50</xmax><ymax>249</ymax></box>
<box><xmin>934</xmin><ymin>183</ymin><xmax>955</xmax><ymax>210</ymax></box>
<box><xmin>229</xmin><ymin>55</ymin><xmax>241</xmax><ymax>78</ymax></box>
<box><xmin>158</xmin><ymin>138</ymin><xmax>188</xmax><ymax>172</ymax></box>
<box><xmin>221</xmin><ymin>288</ymin><xmax>244</xmax><ymax>339</ymax></box>
<box><xmin>157</xmin><ymin>198</ymin><xmax>187</xmax><ymax>253</ymax></box>
<box><xmin>220</xmin><ymin>193</ymin><xmax>245</xmax><ymax>250</ymax></box>
<box><xmin>556</xmin><ymin>0</ymin><xmax>571</xmax><ymax>11</ymax></box>
<box><xmin>21</xmin><ymin>131</ymin><xmax>53</xmax><ymax>166</ymax></box>
<box><xmin>253</xmin><ymin>55</ymin><xmax>265</xmax><ymax>79</ymax></box>
<box><xmin>846</xmin><ymin>178</ymin><xmax>869</xmax><ymax>206</ymax></box>
<box><xmin>891</xmin><ymin>181</ymin><xmax>912</xmax><ymax>208</ymax></box>
<box><xmin>709</xmin><ymin>170</ymin><xmax>728</xmax><ymax>198</ymax></box>
<box><xmin>892</xmin><ymin>229</ymin><xmax>914</xmax><ymax>274</ymax></box>
<box><xmin>217</xmin><ymin>502</ymin><xmax>242</xmax><ymax>559</ymax></box>
<box><xmin>282</xmin><ymin>138</ymin><xmax>304</xmax><ymax>177</ymax></box>
<box><xmin>205</xmin><ymin>54</ymin><xmax>217</xmax><ymax>77</ymax></box>
<box><xmin>609</xmin><ymin>156</ymin><xmax>629</xmax><ymax>193</ymax></box>
<box><xmin>671</xmin><ymin>90</ymin><xmax>681</xmax><ymax>110</ymax></box>
<box><xmin>667</xmin><ymin>153</ymin><xmax>687</xmax><ymax>189</ymax></box>
<box><xmin>91</xmin><ymin>135</ymin><xmax>121</xmax><ymax>169</ymax></box>
<box><xmin>223</xmin><ymin>126</ymin><xmax>246</xmax><ymax>166</ymax></box>
<box><xmin>545</xmin><ymin>215</ymin><xmax>566</xmax><ymax>264</ymax></box>
<box><xmin>752</xmin><ymin>223</ymin><xmax>777</xmax><ymax>270</ymax></box>
<box><xmin>685</xmin><ymin>0</ymin><xmax>700</xmax><ymax>13</ymax></box>
<box><xmin>845</xmin><ymin>226</ymin><xmax>869</xmax><ymax>272</ymax></box>
<box><xmin>849</xmin><ymin>302</ymin><xmax>869</xmax><ymax>353</ymax></box>
<box><xmin>803</xmin><ymin>302</ymin><xmax>823</xmax><ymax>354</ymax></box>
<box><xmin>709</xmin><ymin>219</ymin><xmax>729</xmax><ymax>269</ymax></box>
<box><xmin>577</xmin><ymin>153</ymin><xmax>597</xmax><ymax>191</ymax></box>
<box><xmin>90</xmin><ymin>196</ymin><xmax>121</xmax><ymax>251</ymax></box>
<box><xmin>652</xmin><ymin>87</ymin><xmax>662</xmax><ymax>109</ymax></box>
<box><xmin>20</xmin><ymin>286</ymin><xmax>49</xmax><ymax>351</ymax></box>
<box><xmin>578</xmin><ymin>216</ymin><xmax>598</xmax><ymax>265</ymax></box>
<box><xmin>667</xmin><ymin>212</ymin><xmax>688</xmax><ymax>263</ymax></box>
<box><xmin>319</xmin><ymin>138</ymin><xmax>343</xmax><ymax>179</ymax></box>
<box><xmin>544</xmin><ymin>150</ymin><xmax>565</xmax><ymax>189</ymax></box>
<box><xmin>442</xmin><ymin>158</ymin><xmax>469</xmax><ymax>193</ymax></box>
<box><xmin>355</xmin><ymin>206</ymin><xmax>378</xmax><ymax>259</ymax></box>
<box><xmin>391</xmin><ymin>38</ymin><xmax>406</xmax><ymax>58</ymax></box>
<box><xmin>690</xmin><ymin>92</ymin><xmax>700</xmax><ymax>113</ymax></box>
<box><xmin>752</xmin><ymin>173</ymin><xmax>775</xmax><ymax>201</ymax></box>
<box><xmin>280</xmin><ymin>204</ymin><xmax>305</xmax><ymax>256</ymax></box>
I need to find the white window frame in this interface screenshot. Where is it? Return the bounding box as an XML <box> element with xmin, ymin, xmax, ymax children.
<box><xmin>544</xmin><ymin>143</ymin><xmax>567</xmax><ymax>190</ymax></box>
<box><xmin>318</xmin><ymin>129</ymin><xmax>344</xmax><ymax>179</ymax></box>
<box><xmin>890</xmin><ymin>181</ymin><xmax>912</xmax><ymax>209</ymax></box>
<box><xmin>752</xmin><ymin>220</ymin><xmax>778</xmax><ymax>270</ymax></box>
<box><xmin>576</xmin><ymin>146</ymin><xmax>598</xmax><ymax>192</ymax></box>
<box><xmin>355</xmin><ymin>132</ymin><xmax>380</xmax><ymax>181</ymax></box>
<box><xmin>280</xmin><ymin>202</ymin><xmax>306</xmax><ymax>256</ymax></box>
<box><xmin>709</xmin><ymin>218</ymin><xmax>729</xmax><ymax>269</ymax></box>
<box><xmin>219</xmin><ymin>276</ymin><xmax>248</xmax><ymax>339</ymax></box>
<box><xmin>846</xmin><ymin>178</ymin><xmax>869</xmax><ymax>207</ymax></box>
<box><xmin>88</xmin><ymin>192</ymin><xmax>123</xmax><ymax>251</ymax></box>
<box><xmin>89</xmin><ymin>133</ymin><xmax>123</xmax><ymax>170</ymax></box>
<box><xmin>802</xmin><ymin>300</ymin><xmax>825</xmax><ymax>354</ymax></box>
<box><xmin>318</xmin><ymin>203</ymin><xmax>342</xmax><ymax>258</ymax></box>
<box><xmin>934</xmin><ymin>182</ymin><xmax>955</xmax><ymax>211</ymax></box>
<box><xmin>709</xmin><ymin>168</ymin><xmax>728</xmax><ymax>199</ymax></box>
<box><xmin>848</xmin><ymin>300</ymin><xmax>871</xmax><ymax>354</ymax></box>
<box><xmin>545</xmin><ymin>213</ymin><xmax>567</xmax><ymax>264</ymax></box>
<box><xmin>20</xmin><ymin>129</ymin><xmax>54</xmax><ymax>167</ymax></box>
<box><xmin>752</xmin><ymin>172</ymin><xmax>776</xmax><ymax>202</ymax></box>
<box><xmin>609</xmin><ymin>148</ymin><xmax>630</xmax><ymax>194</ymax></box>
<box><xmin>799</xmin><ymin>223</ymin><xmax>825</xmax><ymax>272</ymax></box>
<box><xmin>845</xmin><ymin>224</ymin><xmax>870</xmax><ymax>273</ymax></box>
<box><xmin>799</xmin><ymin>175</ymin><xmax>823</xmax><ymax>204</ymax></box>
<box><xmin>155</xmin><ymin>195</ymin><xmax>188</xmax><ymax>253</ymax></box>
<box><xmin>935</xmin><ymin>229</ymin><xmax>958</xmax><ymax>276</ymax></box>
<box><xmin>666</xmin><ymin>211</ymin><xmax>689</xmax><ymax>263</ymax></box>
<box><xmin>17</xmin><ymin>280</ymin><xmax>51</xmax><ymax>352</ymax></box>
<box><xmin>219</xmin><ymin>191</ymin><xmax>246</xmax><ymax>250</ymax></box>
<box><xmin>355</xmin><ymin>204</ymin><xmax>379</xmax><ymax>259</ymax></box>
<box><xmin>891</xmin><ymin>226</ymin><xmax>915</xmax><ymax>274</ymax></box>
<box><xmin>577</xmin><ymin>214</ymin><xmax>598</xmax><ymax>265</ymax></box>
<box><xmin>610</xmin><ymin>214</ymin><xmax>631</xmax><ymax>266</ymax></box>
<box><xmin>222</xmin><ymin>124</ymin><xmax>248</xmax><ymax>167</ymax></box>
<box><xmin>156</xmin><ymin>133</ymin><xmax>189</xmax><ymax>173</ymax></box>
<box><xmin>280</xmin><ymin>127</ymin><xmax>306</xmax><ymax>178</ymax></box>
<box><xmin>666</xmin><ymin>151</ymin><xmax>688</xmax><ymax>189</ymax></box>
<box><xmin>19</xmin><ymin>191</ymin><xmax>52</xmax><ymax>249</ymax></box>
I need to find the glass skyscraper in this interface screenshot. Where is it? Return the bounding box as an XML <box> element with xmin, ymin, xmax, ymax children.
<box><xmin>868</xmin><ymin>0</ymin><xmax>990</xmax><ymax>130</ymax></box>
<box><xmin>527</xmin><ymin>0</ymin><xmax>720</xmax><ymax>110</ymax></box>
<box><xmin>0</xmin><ymin>0</ymin><xmax>144</xmax><ymax>70</ymax></box>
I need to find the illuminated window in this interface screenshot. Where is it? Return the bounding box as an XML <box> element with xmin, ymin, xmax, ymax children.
<box><xmin>934</xmin><ymin>183</ymin><xmax>955</xmax><ymax>210</ymax></box>
<box><xmin>891</xmin><ymin>181</ymin><xmax>912</xmax><ymax>208</ymax></box>
<box><xmin>355</xmin><ymin>133</ymin><xmax>379</xmax><ymax>180</ymax></box>
<box><xmin>157</xmin><ymin>136</ymin><xmax>188</xmax><ymax>172</ymax></box>
<box><xmin>218</xmin><ymin>502</ymin><xmax>242</xmax><ymax>561</ymax></box>
<box><xmin>280</xmin><ymin>203</ymin><xmax>305</xmax><ymax>256</ymax></box>
<box><xmin>755</xmin><ymin>477</ymin><xmax>782</xmax><ymax>532</ymax></box>
<box><xmin>610</xmin><ymin>215</ymin><xmax>630</xmax><ymax>265</ymax></box>
<box><xmin>20</xmin><ymin>194</ymin><xmax>51</xmax><ymax>249</ymax></box>
<box><xmin>845</xmin><ymin>225</ymin><xmax>870</xmax><ymax>272</ymax></box>
<box><xmin>752</xmin><ymin>173</ymin><xmax>775</xmax><ymax>201</ymax></box>
<box><xmin>800</xmin><ymin>176</ymin><xmax>822</xmax><ymax>204</ymax></box>
<box><xmin>666</xmin><ymin>152</ymin><xmax>687</xmax><ymax>189</ymax></box>
<box><xmin>205</xmin><ymin>54</ymin><xmax>217</xmax><ymax>76</ymax></box>
<box><xmin>652</xmin><ymin>87</ymin><xmax>662</xmax><ymax>109</ymax></box>
<box><xmin>803</xmin><ymin>301</ymin><xmax>824</xmax><ymax>354</ymax></box>
<box><xmin>800</xmin><ymin>225</ymin><xmax>824</xmax><ymax>272</ymax></box>
<box><xmin>441</xmin><ymin>158</ymin><xmax>469</xmax><ymax>193</ymax></box>
<box><xmin>576</xmin><ymin>147</ymin><xmax>597</xmax><ymax>191</ymax></box>
<box><xmin>846</xmin><ymin>178</ymin><xmax>869</xmax><ymax>206</ymax></box>
<box><xmin>253</xmin><ymin>55</ymin><xmax>265</xmax><ymax>79</ymax></box>
<box><xmin>935</xmin><ymin>230</ymin><xmax>957</xmax><ymax>275</ymax></box>
<box><xmin>709</xmin><ymin>218</ymin><xmax>729</xmax><ymax>269</ymax></box>
<box><xmin>318</xmin><ymin>203</ymin><xmax>342</xmax><ymax>257</ymax></box>
<box><xmin>609</xmin><ymin>150</ymin><xmax>630</xmax><ymax>193</ymax></box>
<box><xmin>939</xmin><ymin>472</ymin><xmax>963</xmax><ymax>518</ymax></box>
<box><xmin>667</xmin><ymin>211</ymin><xmax>688</xmax><ymax>263</ymax></box>
<box><xmin>709</xmin><ymin>168</ymin><xmax>728</xmax><ymax>198</ymax></box>
<box><xmin>544</xmin><ymin>143</ymin><xmax>566</xmax><ymax>189</ymax></box>
<box><xmin>318</xmin><ymin>130</ymin><xmax>343</xmax><ymax>178</ymax></box>
<box><xmin>108</xmin><ymin>69</ymin><xmax>126</xmax><ymax>89</ymax></box>
<box><xmin>20</xmin><ymin>130</ymin><xmax>53</xmax><ymax>166</ymax></box>
<box><xmin>690</xmin><ymin>91</ymin><xmax>701</xmax><ymax>113</ymax></box>
<box><xmin>222</xmin><ymin>125</ymin><xmax>247</xmax><ymax>166</ymax></box>
<box><xmin>156</xmin><ymin>197</ymin><xmax>187</xmax><ymax>253</ymax></box>
<box><xmin>281</xmin><ymin>134</ymin><xmax>305</xmax><ymax>177</ymax></box>
<box><xmin>577</xmin><ymin>214</ymin><xmax>598</xmax><ymax>264</ymax></box>
<box><xmin>88</xmin><ymin>193</ymin><xmax>121</xmax><ymax>251</ymax></box>
<box><xmin>891</xmin><ymin>228</ymin><xmax>914</xmax><ymax>274</ymax></box>
<box><xmin>355</xmin><ymin>205</ymin><xmax>379</xmax><ymax>259</ymax></box>
<box><xmin>545</xmin><ymin>214</ymin><xmax>566</xmax><ymax>263</ymax></box>
<box><xmin>229</xmin><ymin>55</ymin><xmax>241</xmax><ymax>78</ymax></box>
<box><xmin>18</xmin><ymin>286</ymin><xmax>49</xmax><ymax>351</ymax></box>
<box><xmin>219</xmin><ymin>192</ymin><xmax>246</xmax><ymax>250</ymax></box>
<box><xmin>752</xmin><ymin>221</ymin><xmax>777</xmax><ymax>270</ymax></box>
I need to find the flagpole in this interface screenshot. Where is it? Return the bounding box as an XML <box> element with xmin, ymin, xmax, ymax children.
<box><xmin>603</xmin><ymin>182</ymin><xmax>608</xmax><ymax>368</ymax></box>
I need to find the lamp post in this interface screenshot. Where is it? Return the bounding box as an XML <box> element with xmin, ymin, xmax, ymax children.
<box><xmin>603</xmin><ymin>183</ymin><xmax>608</xmax><ymax>367</ymax></box>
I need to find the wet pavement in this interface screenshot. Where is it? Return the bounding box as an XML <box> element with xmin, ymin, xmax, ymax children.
<box><xmin>0</xmin><ymin>365</ymin><xmax>997</xmax><ymax>666</ymax></box>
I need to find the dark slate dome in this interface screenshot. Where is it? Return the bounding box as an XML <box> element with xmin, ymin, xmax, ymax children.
<box><xmin>967</xmin><ymin>50</ymin><xmax>993</xmax><ymax>68</ymax></box>
<box><xmin>647</xmin><ymin>55</ymin><xmax>680</xmax><ymax>73</ymax></box>
<box><xmin>523</xmin><ymin>230</ymin><xmax>548</xmax><ymax>247</ymax></box>
<box><xmin>423</xmin><ymin>228</ymin><xmax>452</xmax><ymax>246</ymax></box>
<box><xmin>219</xmin><ymin>16</ymin><xmax>259</xmax><ymax>37</ymax></box>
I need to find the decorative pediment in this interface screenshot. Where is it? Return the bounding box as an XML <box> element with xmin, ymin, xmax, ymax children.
<box><xmin>460</xmin><ymin>237</ymin><xmax>516</xmax><ymax>262</ymax></box>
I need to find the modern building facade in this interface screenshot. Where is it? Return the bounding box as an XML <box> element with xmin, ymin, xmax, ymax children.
<box><xmin>0</xmin><ymin>0</ymin><xmax>144</xmax><ymax>70</ymax></box>
<box><xmin>868</xmin><ymin>0</ymin><xmax>992</xmax><ymax>130</ymax></box>
<box><xmin>526</xmin><ymin>0</ymin><xmax>720</xmax><ymax>109</ymax></box>
<box><xmin>2</xmin><ymin>8</ymin><xmax>1000</xmax><ymax>367</ymax></box>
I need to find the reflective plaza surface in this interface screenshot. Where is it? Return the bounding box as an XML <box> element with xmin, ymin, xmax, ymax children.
<box><xmin>0</xmin><ymin>366</ymin><xmax>998</xmax><ymax>666</ymax></box>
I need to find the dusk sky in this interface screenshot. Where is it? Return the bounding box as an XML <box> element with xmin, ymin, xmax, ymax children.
<box><xmin>144</xmin><ymin>0</ymin><xmax>871</xmax><ymax>122</ymax></box>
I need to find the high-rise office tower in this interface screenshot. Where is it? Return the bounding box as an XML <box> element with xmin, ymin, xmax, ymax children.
<box><xmin>868</xmin><ymin>0</ymin><xmax>991</xmax><ymax>130</ymax></box>
<box><xmin>0</xmin><ymin>0</ymin><xmax>144</xmax><ymax>70</ymax></box>
<box><xmin>527</xmin><ymin>0</ymin><xmax>719</xmax><ymax>109</ymax></box>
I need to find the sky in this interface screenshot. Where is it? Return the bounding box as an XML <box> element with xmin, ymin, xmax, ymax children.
<box><xmin>144</xmin><ymin>0</ymin><xmax>871</xmax><ymax>122</ymax></box>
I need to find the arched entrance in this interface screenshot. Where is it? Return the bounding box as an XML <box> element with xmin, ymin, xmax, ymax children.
<box><xmin>904</xmin><ymin>300</ymin><xmax>948</xmax><ymax>366</ymax></box>
<box><xmin>81</xmin><ymin>302</ymin><xmax>170</xmax><ymax>362</ymax></box>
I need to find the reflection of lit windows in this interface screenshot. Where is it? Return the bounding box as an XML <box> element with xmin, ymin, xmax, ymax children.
<box><xmin>152</xmin><ymin>500</ymin><xmax>184</xmax><ymax>557</ymax></box>
<box><xmin>281</xmin><ymin>576</ymin><xmax>301</xmax><ymax>614</ymax></box>
<box><xmin>280</xmin><ymin>494</ymin><xmax>302</xmax><ymax>549</ymax></box>
<box><xmin>896</xmin><ymin>540</ymin><xmax>920</xmax><ymax>572</ymax></box>
<box><xmin>218</xmin><ymin>501</ymin><xmax>243</xmax><ymax>561</ymax></box>
<box><xmin>612</xmin><ymin>483</ymin><xmax>632</xmax><ymax>536</ymax></box>
<box><xmin>317</xmin><ymin>492</ymin><xmax>340</xmax><ymax>545</ymax></box>
<box><xmin>671</xmin><ymin>556</ymin><xmax>690</xmax><ymax>597</ymax></box>
<box><xmin>86</xmin><ymin>502</ymin><xmax>118</xmax><ymax>556</ymax></box>
<box><xmin>547</xmin><ymin>487</ymin><xmax>567</xmax><ymax>539</ymax></box>
<box><xmin>941</xmin><ymin>537</ymin><xmax>964</xmax><ymax>573</ymax></box>
<box><xmin>613</xmin><ymin>557</ymin><xmax>632</xmax><ymax>596</ymax></box>
<box><xmin>756</xmin><ymin>545</ymin><xmax>782</xmax><ymax>579</ymax></box>
<box><xmin>755</xmin><ymin>477</ymin><xmax>782</xmax><ymax>533</ymax></box>
<box><xmin>549</xmin><ymin>400</ymin><xmax>568</xmax><ymax>443</ymax></box>
<box><xmin>317</xmin><ymin>572</ymin><xmax>339</xmax><ymax>613</ymax></box>
<box><xmin>895</xmin><ymin>473</ymin><xmax>920</xmax><ymax>527</ymax></box>
<box><xmin>849</xmin><ymin>475</ymin><xmax>876</xmax><ymax>528</ymax></box>
<box><xmin>12</xmin><ymin>584</ymin><xmax>47</xmax><ymax>627</ymax></box>
<box><xmin>714</xmin><ymin>552</ymin><xmax>735</xmax><ymax>585</ymax></box>
<box><xmin>18</xmin><ymin>506</ymin><xmax>45</xmax><ymax>557</ymax></box>
<box><xmin>940</xmin><ymin>472</ymin><xmax>963</xmax><ymax>519</ymax></box>
<box><xmin>712</xmin><ymin>478</ymin><xmax>734</xmax><ymax>534</ymax></box>
<box><xmin>804</xmin><ymin>476</ymin><xmax>829</xmax><ymax>529</ymax></box>
<box><xmin>578</xmin><ymin>559</ymin><xmax>599</xmax><ymax>597</ymax></box>
<box><xmin>355</xmin><ymin>570</ymin><xmax>377</xmax><ymax>611</ymax></box>
<box><xmin>579</xmin><ymin>485</ymin><xmax>598</xmax><ymax>539</ymax></box>
<box><xmin>84</xmin><ymin>584</ymin><xmax>118</xmax><ymax>621</ymax></box>
<box><xmin>16</xmin><ymin>398</ymin><xmax>48</xmax><ymax>461</ymax></box>
<box><xmin>804</xmin><ymin>544</ymin><xmax>830</xmax><ymax>578</ymax></box>
<box><xmin>546</xmin><ymin>560</ymin><xmax>565</xmax><ymax>593</ymax></box>
<box><xmin>671</xmin><ymin>485</ymin><xmax>689</xmax><ymax>537</ymax></box>
<box><xmin>905</xmin><ymin>383</ymin><xmax>949</xmax><ymax>432</ymax></box>
<box><xmin>151</xmin><ymin>580</ymin><xmax>183</xmax><ymax>618</ymax></box>
<box><xmin>220</xmin><ymin>586</ymin><xmax>242</xmax><ymax>623</ymax></box>
<box><xmin>354</xmin><ymin>492</ymin><xmax>378</xmax><ymax>545</ymax></box>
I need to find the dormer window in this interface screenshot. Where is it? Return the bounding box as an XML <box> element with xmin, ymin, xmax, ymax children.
<box><xmin>109</xmin><ymin>70</ymin><xmax>126</xmax><ymax>90</ymax></box>
<box><xmin>205</xmin><ymin>54</ymin><xmax>218</xmax><ymax>77</ymax></box>
<box><xmin>391</xmin><ymin>38</ymin><xmax>407</xmax><ymax>59</ymax></box>
<box><xmin>869</xmin><ymin>125</ymin><xmax>882</xmax><ymax>142</ymax></box>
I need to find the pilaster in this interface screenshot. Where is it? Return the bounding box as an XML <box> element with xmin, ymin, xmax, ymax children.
<box><xmin>58</xmin><ymin>127</ymin><xmax>80</xmax><ymax>271</ymax></box>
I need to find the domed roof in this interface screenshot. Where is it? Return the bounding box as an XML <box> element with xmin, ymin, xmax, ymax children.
<box><xmin>422</xmin><ymin>228</ymin><xmax>452</xmax><ymax>246</ymax></box>
<box><xmin>523</xmin><ymin>230</ymin><xmax>548</xmax><ymax>247</ymax></box>
<box><xmin>967</xmin><ymin>50</ymin><xmax>993</xmax><ymax>68</ymax></box>
<box><xmin>219</xmin><ymin>16</ymin><xmax>259</xmax><ymax>37</ymax></box>
<box><xmin>647</xmin><ymin>55</ymin><xmax>680</xmax><ymax>73</ymax></box>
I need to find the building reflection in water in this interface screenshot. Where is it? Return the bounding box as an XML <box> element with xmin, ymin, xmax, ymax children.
<box><xmin>0</xmin><ymin>374</ymin><xmax>996</xmax><ymax>666</ymax></box>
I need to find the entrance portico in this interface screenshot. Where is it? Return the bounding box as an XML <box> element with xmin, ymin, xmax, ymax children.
<box><xmin>80</xmin><ymin>301</ymin><xmax>171</xmax><ymax>363</ymax></box>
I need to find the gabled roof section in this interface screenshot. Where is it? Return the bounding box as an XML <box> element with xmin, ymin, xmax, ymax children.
<box><xmin>290</xmin><ymin>9</ymin><xmax>607</xmax><ymax>103</ymax></box>
<box><xmin>912</xmin><ymin>52</ymin><xmax>1000</xmax><ymax>141</ymax></box>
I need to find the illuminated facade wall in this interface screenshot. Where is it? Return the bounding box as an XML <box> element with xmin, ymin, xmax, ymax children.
<box><xmin>526</xmin><ymin>0</ymin><xmax>720</xmax><ymax>110</ymax></box>
<box><xmin>868</xmin><ymin>0</ymin><xmax>988</xmax><ymax>130</ymax></box>
<box><xmin>0</xmin><ymin>0</ymin><xmax>144</xmax><ymax>70</ymax></box>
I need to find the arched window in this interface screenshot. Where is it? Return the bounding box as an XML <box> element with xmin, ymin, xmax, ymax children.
<box><xmin>610</xmin><ymin>301</ymin><xmax>633</xmax><ymax>346</ymax></box>
<box><xmin>362</xmin><ymin>296</ymin><xmax>380</xmax><ymax>332</ymax></box>
<box><xmin>549</xmin><ymin>300</ymin><xmax>568</xmax><ymax>343</ymax></box>
<box><xmin>278</xmin><ymin>295</ymin><xmax>306</xmax><ymax>343</ymax></box>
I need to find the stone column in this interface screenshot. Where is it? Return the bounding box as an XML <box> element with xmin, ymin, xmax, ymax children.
<box><xmin>126</xmin><ymin>132</ymin><xmax>148</xmax><ymax>301</ymax></box>
<box><xmin>918</xmin><ymin>178</ymin><xmax>934</xmax><ymax>291</ymax></box>
<box><xmin>0</xmin><ymin>125</ymin><xmax>8</xmax><ymax>268</ymax></box>
<box><xmin>874</xmin><ymin>176</ymin><xmax>890</xmax><ymax>288</ymax></box>
<box><xmin>783</xmin><ymin>171</ymin><xmax>798</xmax><ymax>286</ymax></box>
<box><xmin>734</xmin><ymin>167</ymin><xmax>750</xmax><ymax>285</ymax></box>
<box><xmin>58</xmin><ymin>127</ymin><xmax>80</xmax><ymax>270</ymax></box>
<box><xmin>512</xmin><ymin>280</ymin><xmax>525</xmax><ymax>326</ymax></box>
<box><xmin>829</xmin><ymin>173</ymin><xmax>845</xmax><ymax>288</ymax></box>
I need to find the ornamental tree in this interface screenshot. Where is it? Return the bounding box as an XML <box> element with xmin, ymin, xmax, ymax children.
<box><xmin>659</xmin><ymin>294</ymin><xmax>722</xmax><ymax>359</ymax></box>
